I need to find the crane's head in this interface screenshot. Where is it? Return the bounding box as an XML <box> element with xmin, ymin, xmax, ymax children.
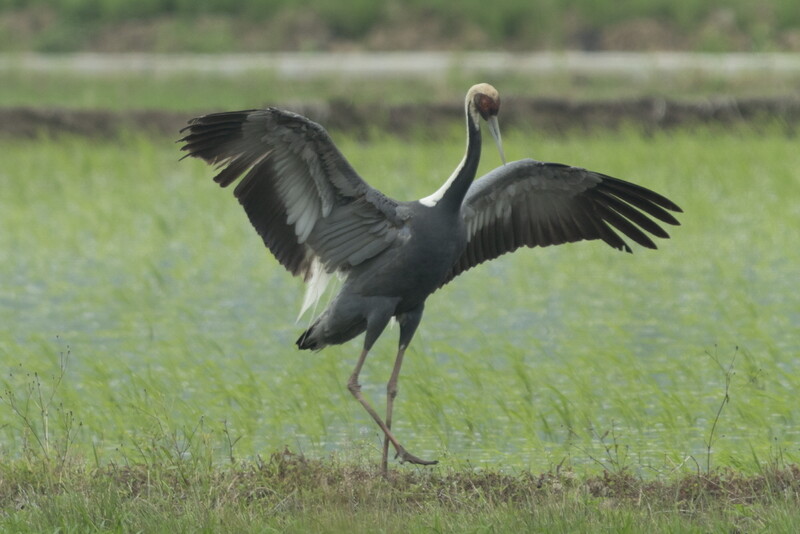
<box><xmin>467</xmin><ymin>83</ymin><xmax>506</xmax><ymax>164</ymax></box>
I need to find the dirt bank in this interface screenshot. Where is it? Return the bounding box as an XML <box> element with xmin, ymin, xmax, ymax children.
<box><xmin>2</xmin><ymin>96</ymin><xmax>799</xmax><ymax>140</ymax></box>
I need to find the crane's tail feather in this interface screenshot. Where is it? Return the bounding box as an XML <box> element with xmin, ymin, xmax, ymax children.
<box><xmin>296</xmin><ymin>325</ymin><xmax>321</xmax><ymax>350</ymax></box>
<box><xmin>297</xmin><ymin>258</ymin><xmax>332</xmax><ymax>321</ymax></box>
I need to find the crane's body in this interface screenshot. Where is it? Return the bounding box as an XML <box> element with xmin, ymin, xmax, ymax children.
<box><xmin>298</xmin><ymin>186</ymin><xmax>472</xmax><ymax>351</ymax></box>
<box><xmin>179</xmin><ymin>83</ymin><xmax>682</xmax><ymax>473</ymax></box>
<box><xmin>297</xmin><ymin>85</ymin><xmax>492</xmax><ymax>354</ymax></box>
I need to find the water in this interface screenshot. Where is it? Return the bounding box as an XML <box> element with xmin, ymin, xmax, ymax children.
<box><xmin>1</xmin><ymin>131</ymin><xmax>798</xmax><ymax>474</ymax></box>
<box><xmin>3</xmin><ymin>52</ymin><xmax>800</xmax><ymax>79</ymax></box>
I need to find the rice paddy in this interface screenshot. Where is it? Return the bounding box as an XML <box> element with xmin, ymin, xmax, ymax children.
<box><xmin>2</xmin><ymin>124</ymin><xmax>798</xmax><ymax>480</ymax></box>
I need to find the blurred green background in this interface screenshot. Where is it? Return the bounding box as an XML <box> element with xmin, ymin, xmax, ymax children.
<box><xmin>1</xmin><ymin>0</ymin><xmax>799</xmax><ymax>53</ymax></box>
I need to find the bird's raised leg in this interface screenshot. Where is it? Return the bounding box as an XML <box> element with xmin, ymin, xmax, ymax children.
<box><xmin>346</xmin><ymin>305</ymin><xmax>435</xmax><ymax>471</ymax></box>
<box><xmin>382</xmin><ymin>306</ymin><xmax>432</xmax><ymax>474</ymax></box>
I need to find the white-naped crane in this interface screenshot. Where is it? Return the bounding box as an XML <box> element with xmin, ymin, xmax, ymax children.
<box><xmin>179</xmin><ymin>83</ymin><xmax>682</xmax><ymax>473</ymax></box>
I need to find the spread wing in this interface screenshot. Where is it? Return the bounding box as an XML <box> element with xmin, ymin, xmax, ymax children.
<box><xmin>442</xmin><ymin>158</ymin><xmax>682</xmax><ymax>285</ymax></box>
<box><xmin>179</xmin><ymin>109</ymin><xmax>403</xmax><ymax>285</ymax></box>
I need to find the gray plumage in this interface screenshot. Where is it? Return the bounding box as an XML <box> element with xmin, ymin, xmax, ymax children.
<box><xmin>179</xmin><ymin>83</ymin><xmax>682</xmax><ymax>472</ymax></box>
<box><xmin>448</xmin><ymin>159</ymin><xmax>681</xmax><ymax>284</ymax></box>
<box><xmin>181</xmin><ymin>108</ymin><xmax>402</xmax><ymax>281</ymax></box>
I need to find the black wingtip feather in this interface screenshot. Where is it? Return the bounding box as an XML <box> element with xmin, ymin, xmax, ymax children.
<box><xmin>177</xmin><ymin>110</ymin><xmax>257</xmax><ymax>162</ymax></box>
<box><xmin>600</xmin><ymin>177</ymin><xmax>683</xmax><ymax>217</ymax></box>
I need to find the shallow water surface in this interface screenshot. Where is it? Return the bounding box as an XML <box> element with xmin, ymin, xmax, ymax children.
<box><xmin>1</xmin><ymin>130</ymin><xmax>798</xmax><ymax>474</ymax></box>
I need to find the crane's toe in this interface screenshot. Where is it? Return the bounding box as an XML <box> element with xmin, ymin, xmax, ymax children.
<box><xmin>396</xmin><ymin>447</ymin><xmax>438</xmax><ymax>466</ymax></box>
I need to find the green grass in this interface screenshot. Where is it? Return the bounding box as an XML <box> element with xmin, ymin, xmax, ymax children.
<box><xmin>1</xmin><ymin>125</ymin><xmax>799</xmax><ymax>530</ymax></box>
<box><xmin>2</xmin><ymin>452</ymin><xmax>800</xmax><ymax>532</ymax></box>
<box><xmin>2</xmin><ymin>125</ymin><xmax>798</xmax><ymax>469</ymax></box>
<box><xmin>3</xmin><ymin>66</ymin><xmax>800</xmax><ymax>112</ymax></box>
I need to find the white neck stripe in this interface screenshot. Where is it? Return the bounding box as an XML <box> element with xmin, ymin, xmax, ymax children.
<box><xmin>419</xmin><ymin>158</ymin><xmax>464</xmax><ymax>207</ymax></box>
<box><xmin>419</xmin><ymin>108</ymin><xmax>479</xmax><ymax>208</ymax></box>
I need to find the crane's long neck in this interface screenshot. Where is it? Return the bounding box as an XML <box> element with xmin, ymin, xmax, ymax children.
<box><xmin>418</xmin><ymin>107</ymin><xmax>481</xmax><ymax>211</ymax></box>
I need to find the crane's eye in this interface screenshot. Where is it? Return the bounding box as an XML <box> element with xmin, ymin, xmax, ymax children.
<box><xmin>474</xmin><ymin>93</ymin><xmax>500</xmax><ymax>119</ymax></box>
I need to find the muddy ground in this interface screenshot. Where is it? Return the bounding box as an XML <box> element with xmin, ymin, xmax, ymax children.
<box><xmin>2</xmin><ymin>96</ymin><xmax>799</xmax><ymax>140</ymax></box>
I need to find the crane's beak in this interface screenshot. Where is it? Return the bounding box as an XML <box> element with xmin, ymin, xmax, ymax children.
<box><xmin>486</xmin><ymin>115</ymin><xmax>506</xmax><ymax>165</ymax></box>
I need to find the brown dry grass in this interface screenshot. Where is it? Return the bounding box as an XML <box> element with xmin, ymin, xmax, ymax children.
<box><xmin>4</xmin><ymin>449</ymin><xmax>798</xmax><ymax>517</ymax></box>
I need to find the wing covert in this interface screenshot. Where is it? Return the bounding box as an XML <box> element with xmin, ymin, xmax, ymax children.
<box><xmin>179</xmin><ymin>108</ymin><xmax>403</xmax><ymax>281</ymax></box>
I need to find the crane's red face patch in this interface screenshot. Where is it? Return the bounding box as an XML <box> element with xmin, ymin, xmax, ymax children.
<box><xmin>474</xmin><ymin>93</ymin><xmax>501</xmax><ymax>120</ymax></box>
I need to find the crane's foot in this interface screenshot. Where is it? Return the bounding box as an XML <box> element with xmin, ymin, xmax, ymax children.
<box><xmin>396</xmin><ymin>447</ymin><xmax>438</xmax><ymax>466</ymax></box>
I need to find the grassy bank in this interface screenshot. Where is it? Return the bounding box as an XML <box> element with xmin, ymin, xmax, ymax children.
<box><xmin>5</xmin><ymin>64</ymin><xmax>800</xmax><ymax>114</ymax></box>
<box><xmin>2</xmin><ymin>451</ymin><xmax>800</xmax><ymax>532</ymax></box>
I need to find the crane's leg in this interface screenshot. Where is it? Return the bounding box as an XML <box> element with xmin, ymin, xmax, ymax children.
<box><xmin>346</xmin><ymin>304</ymin><xmax>435</xmax><ymax>470</ymax></box>
<box><xmin>382</xmin><ymin>305</ymin><xmax>429</xmax><ymax>474</ymax></box>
